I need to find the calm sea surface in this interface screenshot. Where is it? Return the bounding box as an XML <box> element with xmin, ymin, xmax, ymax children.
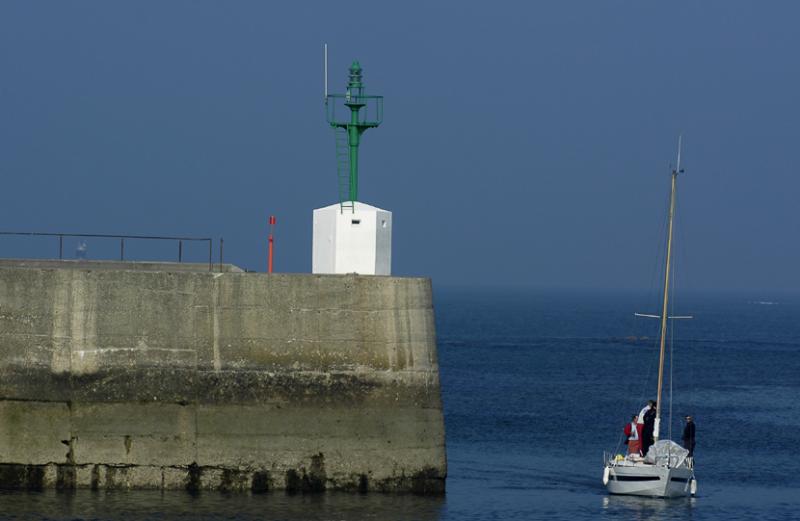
<box><xmin>2</xmin><ymin>289</ymin><xmax>799</xmax><ymax>520</ymax></box>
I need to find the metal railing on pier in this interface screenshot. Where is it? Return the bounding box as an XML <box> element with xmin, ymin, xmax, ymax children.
<box><xmin>0</xmin><ymin>231</ymin><xmax>216</xmax><ymax>271</ymax></box>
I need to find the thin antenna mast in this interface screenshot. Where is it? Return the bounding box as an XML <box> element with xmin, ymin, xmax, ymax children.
<box><xmin>324</xmin><ymin>43</ymin><xmax>328</xmax><ymax>101</ymax></box>
<box><xmin>676</xmin><ymin>134</ymin><xmax>682</xmax><ymax>173</ymax></box>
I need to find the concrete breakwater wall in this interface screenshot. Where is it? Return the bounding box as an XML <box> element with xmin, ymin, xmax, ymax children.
<box><xmin>0</xmin><ymin>260</ymin><xmax>445</xmax><ymax>493</ymax></box>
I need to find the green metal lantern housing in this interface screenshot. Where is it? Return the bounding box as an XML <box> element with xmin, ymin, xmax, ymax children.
<box><xmin>326</xmin><ymin>61</ymin><xmax>384</xmax><ymax>210</ymax></box>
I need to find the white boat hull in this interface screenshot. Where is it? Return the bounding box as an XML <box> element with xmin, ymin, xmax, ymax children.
<box><xmin>605</xmin><ymin>463</ymin><xmax>695</xmax><ymax>498</ymax></box>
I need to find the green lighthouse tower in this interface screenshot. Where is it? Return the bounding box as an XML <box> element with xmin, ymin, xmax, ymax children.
<box><xmin>325</xmin><ymin>61</ymin><xmax>384</xmax><ymax>211</ymax></box>
<box><xmin>313</xmin><ymin>59</ymin><xmax>392</xmax><ymax>276</ymax></box>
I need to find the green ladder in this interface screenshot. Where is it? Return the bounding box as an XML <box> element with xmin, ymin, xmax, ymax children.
<box><xmin>334</xmin><ymin>127</ymin><xmax>354</xmax><ymax>212</ymax></box>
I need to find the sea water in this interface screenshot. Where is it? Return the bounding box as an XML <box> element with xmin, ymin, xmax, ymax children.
<box><xmin>1</xmin><ymin>289</ymin><xmax>798</xmax><ymax>520</ymax></box>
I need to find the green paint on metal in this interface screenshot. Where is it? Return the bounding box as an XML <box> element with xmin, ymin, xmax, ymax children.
<box><xmin>326</xmin><ymin>61</ymin><xmax>383</xmax><ymax>210</ymax></box>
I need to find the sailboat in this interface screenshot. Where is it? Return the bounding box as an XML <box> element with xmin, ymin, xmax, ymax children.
<box><xmin>602</xmin><ymin>138</ymin><xmax>698</xmax><ymax>498</ymax></box>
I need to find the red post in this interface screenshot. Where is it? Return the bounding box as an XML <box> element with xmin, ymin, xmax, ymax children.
<box><xmin>268</xmin><ymin>215</ymin><xmax>276</xmax><ymax>273</ymax></box>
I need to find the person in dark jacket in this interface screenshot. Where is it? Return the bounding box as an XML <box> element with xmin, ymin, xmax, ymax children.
<box><xmin>682</xmin><ymin>415</ymin><xmax>696</xmax><ymax>467</ymax></box>
<box><xmin>636</xmin><ymin>399</ymin><xmax>655</xmax><ymax>424</ymax></box>
<box><xmin>641</xmin><ymin>401</ymin><xmax>657</xmax><ymax>457</ymax></box>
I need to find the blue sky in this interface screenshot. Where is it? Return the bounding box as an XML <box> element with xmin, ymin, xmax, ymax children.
<box><xmin>1</xmin><ymin>1</ymin><xmax>798</xmax><ymax>293</ymax></box>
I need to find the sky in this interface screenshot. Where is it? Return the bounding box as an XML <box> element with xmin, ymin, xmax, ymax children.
<box><xmin>1</xmin><ymin>1</ymin><xmax>798</xmax><ymax>293</ymax></box>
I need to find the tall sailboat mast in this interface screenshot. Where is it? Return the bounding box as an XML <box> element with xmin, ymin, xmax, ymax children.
<box><xmin>654</xmin><ymin>136</ymin><xmax>682</xmax><ymax>442</ymax></box>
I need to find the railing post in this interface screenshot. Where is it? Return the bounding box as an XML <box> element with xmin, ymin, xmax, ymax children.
<box><xmin>59</xmin><ymin>235</ymin><xmax>63</xmax><ymax>260</ymax></box>
<box><xmin>120</xmin><ymin>238</ymin><xmax>125</xmax><ymax>261</ymax></box>
<box><xmin>208</xmin><ymin>240</ymin><xmax>212</xmax><ymax>272</ymax></box>
<box><xmin>178</xmin><ymin>240</ymin><xmax>183</xmax><ymax>263</ymax></box>
<box><xmin>268</xmin><ymin>215</ymin><xmax>276</xmax><ymax>274</ymax></box>
<box><xmin>219</xmin><ymin>238</ymin><xmax>224</xmax><ymax>270</ymax></box>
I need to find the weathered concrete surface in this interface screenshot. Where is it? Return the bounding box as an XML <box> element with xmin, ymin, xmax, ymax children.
<box><xmin>0</xmin><ymin>260</ymin><xmax>445</xmax><ymax>493</ymax></box>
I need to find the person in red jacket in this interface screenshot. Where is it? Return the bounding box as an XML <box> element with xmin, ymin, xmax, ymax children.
<box><xmin>623</xmin><ymin>414</ymin><xmax>642</xmax><ymax>455</ymax></box>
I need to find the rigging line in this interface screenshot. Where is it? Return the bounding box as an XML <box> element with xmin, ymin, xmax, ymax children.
<box><xmin>639</xmin><ymin>180</ymin><xmax>672</xmax><ymax>403</ymax></box>
<box><xmin>618</xmin><ymin>306</ymin><xmax>661</xmax><ymax>456</ymax></box>
<box><xmin>617</xmin><ymin>172</ymin><xmax>674</xmax><ymax>454</ymax></box>
<box><xmin>635</xmin><ymin>174</ymin><xmax>672</xmax><ymax>327</ymax></box>
<box><xmin>647</xmin><ymin>187</ymin><xmax>672</xmax><ymax>310</ymax></box>
<box><xmin>671</xmin><ymin>186</ymin><xmax>696</xmax><ymax>419</ymax></box>
<box><xmin>637</xmin><ymin>290</ymin><xmax>664</xmax><ymax>400</ymax></box>
<box><xmin>635</xmin><ymin>328</ymin><xmax>661</xmax><ymax>425</ymax></box>
<box><xmin>630</xmin><ymin>180</ymin><xmax>672</xmax><ymax>418</ymax></box>
<box><xmin>614</xmin><ymin>337</ymin><xmax>659</xmax><ymax>458</ymax></box>
<box><xmin>624</xmin><ymin>179</ymin><xmax>673</xmax><ymax>447</ymax></box>
<box><xmin>670</xmin><ymin>204</ymin><xmax>692</xmax><ymax>441</ymax></box>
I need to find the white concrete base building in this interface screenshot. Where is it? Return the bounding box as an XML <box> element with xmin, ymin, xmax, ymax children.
<box><xmin>312</xmin><ymin>202</ymin><xmax>392</xmax><ymax>275</ymax></box>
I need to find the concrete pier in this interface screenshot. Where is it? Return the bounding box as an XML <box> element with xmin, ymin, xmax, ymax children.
<box><xmin>0</xmin><ymin>260</ymin><xmax>445</xmax><ymax>493</ymax></box>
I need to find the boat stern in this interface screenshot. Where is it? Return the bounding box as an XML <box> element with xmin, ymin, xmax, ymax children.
<box><xmin>604</xmin><ymin>463</ymin><xmax>695</xmax><ymax>498</ymax></box>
